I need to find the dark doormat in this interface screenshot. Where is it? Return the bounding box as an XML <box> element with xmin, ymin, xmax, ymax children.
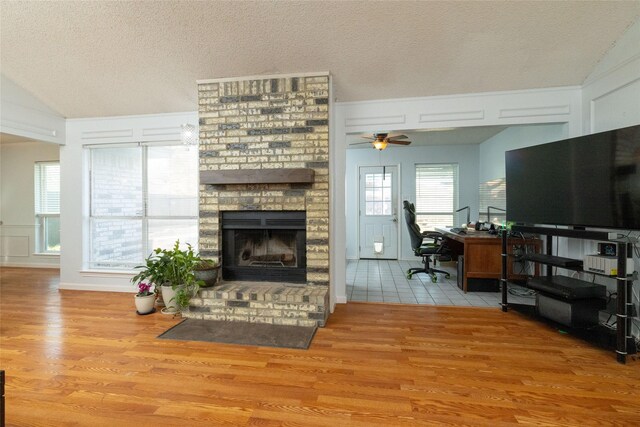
<box><xmin>158</xmin><ymin>319</ymin><xmax>317</xmax><ymax>350</ymax></box>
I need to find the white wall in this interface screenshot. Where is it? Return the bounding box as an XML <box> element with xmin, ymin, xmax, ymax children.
<box><xmin>0</xmin><ymin>75</ymin><xmax>66</xmax><ymax>145</ymax></box>
<box><xmin>582</xmin><ymin>18</ymin><xmax>640</xmax><ymax>133</ymax></box>
<box><xmin>60</xmin><ymin>112</ymin><xmax>197</xmax><ymax>292</ymax></box>
<box><xmin>332</xmin><ymin>87</ymin><xmax>583</xmax><ymax>303</ymax></box>
<box><xmin>478</xmin><ymin>123</ymin><xmax>567</xmax><ymax>182</ymax></box>
<box><xmin>345</xmin><ymin>144</ymin><xmax>479</xmax><ymax>260</ymax></box>
<box><xmin>1</xmin><ymin>141</ymin><xmax>60</xmax><ymax>267</ymax></box>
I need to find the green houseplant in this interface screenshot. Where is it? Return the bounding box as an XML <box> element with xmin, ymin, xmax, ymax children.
<box><xmin>131</xmin><ymin>240</ymin><xmax>203</xmax><ymax>314</ymax></box>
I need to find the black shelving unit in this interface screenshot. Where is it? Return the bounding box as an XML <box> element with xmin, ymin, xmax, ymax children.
<box><xmin>501</xmin><ymin>226</ymin><xmax>636</xmax><ymax>364</ymax></box>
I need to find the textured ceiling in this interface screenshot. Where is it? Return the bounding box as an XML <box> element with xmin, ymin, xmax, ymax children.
<box><xmin>1</xmin><ymin>1</ymin><xmax>638</xmax><ymax>118</ymax></box>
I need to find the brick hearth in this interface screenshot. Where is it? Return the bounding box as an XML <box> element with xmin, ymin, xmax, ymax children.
<box><xmin>183</xmin><ymin>282</ymin><xmax>329</xmax><ymax>327</ymax></box>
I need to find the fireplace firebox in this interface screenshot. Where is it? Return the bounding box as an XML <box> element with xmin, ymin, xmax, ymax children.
<box><xmin>221</xmin><ymin>211</ymin><xmax>306</xmax><ymax>283</ymax></box>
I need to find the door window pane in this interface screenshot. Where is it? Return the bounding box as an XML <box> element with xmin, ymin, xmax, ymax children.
<box><xmin>364</xmin><ymin>172</ymin><xmax>392</xmax><ymax>216</ymax></box>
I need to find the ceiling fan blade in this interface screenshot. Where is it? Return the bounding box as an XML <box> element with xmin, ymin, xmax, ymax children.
<box><xmin>349</xmin><ymin>141</ymin><xmax>373</xmax><ymax>145</ymax></box>
<box><xmin>360</xmin><ymin>136</ymin><xmax>375</xmax><ymax>140</ymax></box>
<box><xmin>388</xmin><ymin>140</ymin><xmax>411</xmax><ymax>145</ymax></box>
<box><xmin>386</xmin><ymin>134</ymin><xmax>408</xmax><ymax>140</ymax></box>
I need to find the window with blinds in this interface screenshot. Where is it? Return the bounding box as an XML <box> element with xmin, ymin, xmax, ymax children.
<box><xmin>415</xmin><ymin>164</ymin><xmax>458</xmax><ymax>231</ymax></box>
<box><xmin>87</xmin><ymin>143</ymin><xmax>199</xmax><ymax>269</ymax></box>
<box><xmin>479</xmin><ymin>178</ymin><xmax>506</xmax><ymax>223</ymax></box>
<box><xmin>34</xmin><ymin>162</ymin><xmax>60</xmax><ymax>253</ymax></box>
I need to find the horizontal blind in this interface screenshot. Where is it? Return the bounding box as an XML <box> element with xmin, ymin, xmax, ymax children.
<box><xmin>415</xmin><ymin>164</ymin><xmax>458</xmax><ymax>214</ymax></box>
<box><xmin>34</xmin><ymin>162</ymin><xmax>60</xmax><ymax>214</ymax></box>
<box><xmin>87</xmin><ymin>144</ymin><xmax>198</xmax><ymax>269</ymax></box>
<box><xmin>479</xmin><ymin>177</ymin><xmax>506</xmax><ymax>221</ymax></box>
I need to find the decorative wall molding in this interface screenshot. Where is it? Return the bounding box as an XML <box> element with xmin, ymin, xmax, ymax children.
<box><xmin>0</xmin><ymin>76</ymin><xmax>66</xmax><ymax>144</ymax></box>
<box><xmin>345</xmin><ymin>115</ymin><xmax>406</xmax><ymax>129</ymax></box>
<box><xmin>141</xmin><ymin>126</ymin><xmax>181</xmax><ymax>138</ymax></box>
<box><xmin>1</xmin><ymin>117</ymin><xmax>58</xmax><ymax>139</ymax></box>
<box><xmin>589</xmin><ymin>77</ymin><xmax>640</xmax><ymax>133</ymax></box>
<box><xmin>590</xmin><ymin>76</ymin><xmax>640</xmax><ymax>102</ymax></box>
<box><xmin>80</xmin><ymin>129</ymin><xmax>134</xmax><ymax>140</ymax></box>
<box><xmin>498</xmin><ymin>105</ymin><xmax>571</xmax><ymax>119</ymax></box>
<box><xmin>419</xmin><ymin>110</ymin><xmax>484</xmax><ymax>123</ymax></box>
<box><xmin>0</xmin><ymin>235</ymin><xmax>30</xmax><ymax>257</ymax></box>
<box><xmin>583</xmin><ymin>52</ymin><xmax>640</xmax><ymax>88</ymax></box>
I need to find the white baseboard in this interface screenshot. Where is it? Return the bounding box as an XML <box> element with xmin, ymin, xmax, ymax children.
<box><xmin>335</xmin><ymin>295</ymin><xmax>347</xmax><ymax>304</ymax></box>
<box><xmin>58</xmin><ymin>282</ymin><xmax>133</xmax><ymax>293</ymax></box>
<box><xmin>1</xmin><ymin>262</ymin><xmax>59</xmax><ymax>269</ymax></box>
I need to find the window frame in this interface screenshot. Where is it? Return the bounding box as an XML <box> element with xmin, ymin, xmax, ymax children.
<box><xmin>414</xmin><ymin>163</ymin><xmax>459</xmax><ymax>231</ymax></box>
<box><xmin>87</xmin><ymin>142</ymin><xmax>199</xmax><ymax>270</ymax></box>
<box><xmin>363</xmin><ymin>170</ymin><xmax>393</xmax><ymax>217</ymax></box>
<box><xmin>34</xmin><ymin>161</ymin><xmax>60</xmax><ymax>254</ymax></box>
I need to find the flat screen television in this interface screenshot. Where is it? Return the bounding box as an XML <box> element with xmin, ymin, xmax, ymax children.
<box><xmin>505</xmin><ymin>124</ymin><xmax>640</xmax><ymax>230</ymax></box>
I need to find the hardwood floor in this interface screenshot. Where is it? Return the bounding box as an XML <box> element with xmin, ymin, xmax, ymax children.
<box><xmin>1</xmin><ymin>267</ymin><xmax>639</xmax><ymax>426</ymax></box>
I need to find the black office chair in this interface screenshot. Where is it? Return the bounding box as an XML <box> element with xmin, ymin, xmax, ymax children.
<box><xmin>403</xmin><ymin>201</ymin><xmax>451</xmax><ymax>282</ymax></box>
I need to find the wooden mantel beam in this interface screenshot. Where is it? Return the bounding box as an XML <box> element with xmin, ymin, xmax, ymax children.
<box><xmin>200</xmin><ymin>168</ymin><xmax>315</xmax><ymax>185</ymax></box>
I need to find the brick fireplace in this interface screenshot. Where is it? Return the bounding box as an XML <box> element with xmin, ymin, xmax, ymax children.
<box><xmin>190</xmin><ymin>73</ymin><xmax>330</xmax><ymax>327</ymax></box>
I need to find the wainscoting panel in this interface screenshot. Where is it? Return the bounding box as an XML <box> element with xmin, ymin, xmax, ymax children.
<box><xmin>0</xmin><ymin>235</ymin><xmax>29</xmax><ymax>257</ymax></box>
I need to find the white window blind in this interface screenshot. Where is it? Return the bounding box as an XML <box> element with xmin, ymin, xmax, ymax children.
<box><xmin>88</xmin><ymin>144</ymin><xmax>199</xmax><ymax>269</ymax></box>
<box><xmin>34</xmin><ymin>162</ymin><xmax>60</xmax><ymax>253</ymax></box>
<box><xmin>35</xmin><ymin>162</ymin><xmax>60</xmax><ymax>214</ymax></box>
<box><xmin>479</xmin><ymin>178</ymin><xmax>506</xmax><ymax>223</ymax></box>
<box><xmin>415</xmin><ymin>164</ymin><xmax>458</xmax><ymax>231</ymax></box>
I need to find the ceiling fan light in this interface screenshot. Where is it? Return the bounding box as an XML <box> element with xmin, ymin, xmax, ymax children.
<box><xmin>373</xmin><ymin>140</ymin><xmax>388</xmax><ymax>151</ymax></box>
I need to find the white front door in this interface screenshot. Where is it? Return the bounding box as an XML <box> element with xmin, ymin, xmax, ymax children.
<box><xmin>358</xmin><ymin>166</ymin><xmax>399</xmax><ymax>259</ymax></box>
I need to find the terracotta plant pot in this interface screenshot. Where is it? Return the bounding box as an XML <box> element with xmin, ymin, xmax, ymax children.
<box><xmin>134</xmin><ymin>294</ymin><xmax>155</xmax><ymax>315</ymax></box>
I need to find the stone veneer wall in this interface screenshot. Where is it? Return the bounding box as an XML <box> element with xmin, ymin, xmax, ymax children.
<box><xmin>198</xmin><ymin>74</ymin><xmax>330</xmax><ymax>287</ymax></box>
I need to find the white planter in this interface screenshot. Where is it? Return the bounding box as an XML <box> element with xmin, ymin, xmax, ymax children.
<box><xmin>161</xmin><ymin>284</ymin><xmax>179</xmax><ymax>314</ymax></box>
<box><xmin>134</xmin><ymin>294</ymin><xmax>156</xmax><ymax>315</ymax></box>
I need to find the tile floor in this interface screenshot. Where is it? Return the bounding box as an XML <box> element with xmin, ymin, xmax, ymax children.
<box><xmin>346</xmin><ymin>259</ymin><xmax>535</xmax><ymax>307</ymax></box>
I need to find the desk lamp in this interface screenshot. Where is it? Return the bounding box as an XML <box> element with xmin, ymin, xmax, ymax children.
<box><xmin>487</xmin><ymin>206</ymin><xmax>506</xmax><ymax>225</ymax></box>
<box><xmin>455</xmin><ymin>206</ymin><xmax>470</xmax><ymax>226</ymax></box>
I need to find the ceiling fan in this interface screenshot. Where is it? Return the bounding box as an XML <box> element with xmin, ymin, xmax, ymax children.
<box><xmin>351</xmin><ymin>133</ymin><xmax>412</xmax><ymax>151</ymax></box>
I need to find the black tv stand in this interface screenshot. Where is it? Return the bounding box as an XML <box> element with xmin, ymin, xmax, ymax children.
<box><xmin>501</xmin><ymin>225</ymin><xmax>637</xmax><ymax>364</ymax></box>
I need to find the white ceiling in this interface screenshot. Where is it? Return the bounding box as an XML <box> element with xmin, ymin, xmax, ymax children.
<box><xmin>1</xmin><ymin>1</ymin><xmax>638</xmax><ymax>119</ymax></box>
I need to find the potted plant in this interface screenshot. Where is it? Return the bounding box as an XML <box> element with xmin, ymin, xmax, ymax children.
<box><xmin>132</xmin><ymin>240</ymin><xmax>203</xmax><ymax>315</ymax></box>
<box><xmin>194</xmin><ymin>259</ymin><xmax>220</xmax><ymax>288</ymax></box>
<box><xmin>134</xmin><ymin>282</ymin><xmax>156</xmax><ymax>315</ymax></box>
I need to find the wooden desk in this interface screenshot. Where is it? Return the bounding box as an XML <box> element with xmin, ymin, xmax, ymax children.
<box><xmin>435</xmin><ymin>227</ymin><xmax>540</xmax><ymax>293</ymax></box>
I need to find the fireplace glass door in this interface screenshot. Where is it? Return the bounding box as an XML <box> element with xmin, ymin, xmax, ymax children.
<box><xmin>221</xmin><ymin>211</ymin><xmax>306</xmax><ymax>283</ymax></box>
